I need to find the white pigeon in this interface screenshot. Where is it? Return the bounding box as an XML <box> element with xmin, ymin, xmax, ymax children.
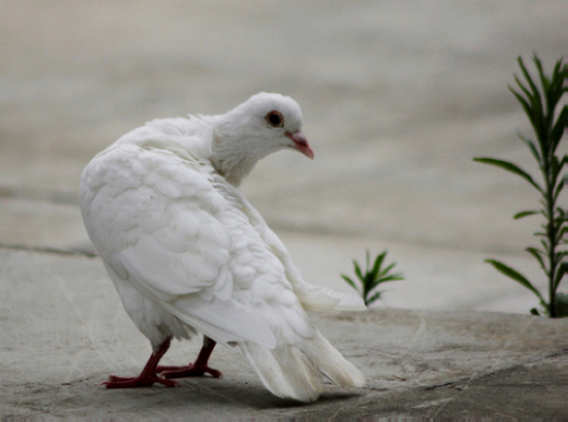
<box><xmin>79</xmin><ymin>92</ymin><xmax>366</xmax><ymax>402</ymax></box>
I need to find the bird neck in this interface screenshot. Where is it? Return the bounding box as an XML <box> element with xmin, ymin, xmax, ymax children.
<box><xmin>209</xmin><ymin>116</ymin><xmax>262</xmax><ymax>187</ymax></box>
<box><xmin>211</xmin><ymin>145</ymin><xmax>259</xmax><ymax>187</ymax></box>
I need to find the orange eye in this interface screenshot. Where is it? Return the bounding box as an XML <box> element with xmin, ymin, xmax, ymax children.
<box><xmin>265</xmin><ymin>111</ymin><xmax>284</xmax><ymax>128</ymax></box>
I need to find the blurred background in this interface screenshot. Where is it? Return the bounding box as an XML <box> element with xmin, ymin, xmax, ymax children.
<box><xmin>1</xmin><ymin>0</ymin><xmax>567</xmax><ymax>313</ymax></box>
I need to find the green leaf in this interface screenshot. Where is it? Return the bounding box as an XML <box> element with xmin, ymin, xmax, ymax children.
<box><xmin>485</xmin><ymin>259</ymin><xmax>546</xmax><ymax>303</ymax></box>
<box><xmin>540</xmin><ymin>239</ymin><xmax>550</xmax><ymax>252</ymax></box>
<box><xmin>519</xmin><ymin>134</ymin><xmax>542</xmax><ymax>163</ymax></box>
<box><xmin>551</xmin><ymin>105</ymin><xmax>568</xmax><ymax>151</ymax></box>
<box><xmin>533</xmin><ymin>53</ymin><xmax>550</xmax><ymax>93</ymax></box>
<box><xmin>518</xmin><ymin>56</ymin><xmax>544</xmax><ymax>120</ymax></box>
<box><xmin>365</xmin><ymin>291</ymin><xmax>383</xmax><ymax>306</ymax></box>
<box><xmin>554</xmin><ymin>262</ymin><xmax>568</xmax><ymax>290</ymax></box>
<box><xmin>343</xmin><ymin>250</ymin><xmax>403</xmax><ymax>306</ymax></box>
<box><xmin>511</xmin><ymin>90</ymin><xmax>544</xmax><ymax>147</ymax></box>
<box><xmin>509</xmin><ymin>88</ymin><xmax>541</xmax><ymax>139</ymax></box>
<box><xmin>353</xmin><ymin>260</ymin><xmax>364</xmax><ymax>282</ymax></box>
<box><xmin>378</xmin><ymin>262</ymin><xmax>397</xmax><ymax>278</ymax></box>
<box><xmin>378</xmin><ymin>274</ymin><xmax>405</xmax><ymax>283</ymax></box>
<box><xmin>550</xmin><ymin>155</ymin><xmax>564</xmax><ymax>188</ymax></box>
<box><xmin>341</xmin><ymin>275</ymin><xmax>358</xmax><ymax>292</ymax></box>
<box><xmin>512</xmin><ymin>74</ymin><xmax>534</xmax><ymax>103</ymax></box>
<box><xmin>554</xmin><ymin>177</ymin><xmax>565</xmax><ymax>203</ymax></box>
<box><xmin>526</xmin><ymin>247</ymin><xmax>547</xmax><ymax>272</ymax></box>
<box><xmin>368</xmin><ymin>275</ymin><xmax>403</xmax><ymax>293</ymax></box>
<box><xmin>556</xmin><ymin>226</ymin><xmax>568</xmax><ymax>244</ymax></box>
<box><xmin>473</xmin><ymin>158</ymin><xmax>543</xmax><ymax>192</ymax></box>
<box><xmin>550</xmin><ymin>57</ymin><xmax>563</xmax><ymax>88</ymax></box>
<box><xmin>371</xmin><ymin>251</ymin><xmax>386</xmax><ymax>279</ymax></box>
<box><xmin>530</xmin><ymin>307</ymin><xmax>541</xmax><ymax>316</ymax></box>
<box><xmin>561</xmin><ymin>155</ymin><xmax>568</xmax><ymax>169</ymax></box>
<box><xmin>513</xmin><ymin>210</ymin><xmax>540</xmax><ymax>220</ymax></box>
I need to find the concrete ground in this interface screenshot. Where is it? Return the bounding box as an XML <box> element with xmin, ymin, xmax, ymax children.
<box><xmin>1</xmin><ymin>1</ymin><xmax>568</xmax><ymax>418</ymax></box>
<box><xmin>2</xmin><ymin>249</ymin><xmax>568</xmax><ymax>418</ymax></box>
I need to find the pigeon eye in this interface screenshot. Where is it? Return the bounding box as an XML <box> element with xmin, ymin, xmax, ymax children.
<box><xmin>265</xmin><ymin>111</ymin><xmax>284</xmax><ymax>128</ymax></box>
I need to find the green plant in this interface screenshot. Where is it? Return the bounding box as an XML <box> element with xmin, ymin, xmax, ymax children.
<box><xmin>474</xmin><ymin>54</ymin><xmax>568</xmax><ymax>317</ymax></box>
<box><xmin>341</xmin><ymin>250</ymin><xmax>404</xmax><ymax>307</ymax></box>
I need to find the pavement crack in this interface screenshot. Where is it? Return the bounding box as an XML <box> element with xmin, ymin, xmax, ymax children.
<box><xmin>422</xmin><ymin>380</ymin><xmax>467</xmax><ymax>391</ymax></box>
<box><xmin>0</xmin><ymin>242</ymin><xmax>98</xmax><ymax>257</ymax></box>
<box><xmin>0</xmin><ymin>185</ymin><xmax>78</xmax><ymax>206</ymax></box>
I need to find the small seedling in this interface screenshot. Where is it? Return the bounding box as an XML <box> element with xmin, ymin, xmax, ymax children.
<box><xmin>341</xmin><ymin>250</ymin><xmax>404</xmax><ymax>307</ymax></box>
<box><xmin>474</xmin><ymin>54</ymin><xmax>568</xmax><ymax>317</ymax></box>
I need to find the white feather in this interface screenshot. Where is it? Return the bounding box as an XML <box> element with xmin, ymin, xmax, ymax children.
<box><xmin>79</xmin><ymin>92</ymin><xmax>365</xmax><ymax>401</ymax></box>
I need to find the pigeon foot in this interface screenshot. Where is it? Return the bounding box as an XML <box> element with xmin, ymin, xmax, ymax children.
<box><xmin>102</xmin><ymin>337</ymin><xmax>175</xmax><ymax>389</ymax></box>
<box><xmin>158</xmin><ymin>336</ymin><xmax>221</xmax><ymax>379</ymax></box>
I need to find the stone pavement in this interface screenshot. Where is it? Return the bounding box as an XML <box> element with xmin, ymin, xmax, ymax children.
<box><xmin>1</xmin><ymin>0</ymin><xmax>568</xmax><ymax>418</ymax></box>
<box><xmin>2</xmin><ymin>249</ymin><xmax>568</xmax><ymax>418</ymax></box>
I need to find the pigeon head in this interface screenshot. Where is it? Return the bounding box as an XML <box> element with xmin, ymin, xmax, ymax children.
<box><xmin>228</xmin><ymin>92</ymin><xmax>313</xmax><ymax>160</ymax></box>
<box><xmin>211</xmin><ymin>92</ymin><xmax>314</xmax><ymax>186</ymax></box>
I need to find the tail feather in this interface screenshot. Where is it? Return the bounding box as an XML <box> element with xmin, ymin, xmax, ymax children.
<box><xmin>294</xmin><ymin>283</ymin><xmax>367</xmax><ymax>312</ymax></box>
<box><xmin>311</xmin><ymin>332</ymin><xmax>365</xmax><ymax>389</ymax></box>
<box><xmin>239</xmin><ymin>330</ymin><xmax>364</xmax><ymax>402</ymax></box>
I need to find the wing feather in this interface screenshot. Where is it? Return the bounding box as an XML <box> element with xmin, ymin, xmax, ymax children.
<box><xmin>223</xmin><ymin>186</ymin><xmax>367</xmax><ymax>312</ymax></box>
<box><xmin>161</xmin><ymin>293</ymin><xmax>276</xmax><ymax>349</ymax></box>
<box><xmin>80</xmin><ymin>136</ymin><xmax>275</xmax><ymax>346</ymax></box>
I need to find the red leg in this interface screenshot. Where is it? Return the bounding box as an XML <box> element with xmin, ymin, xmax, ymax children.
<box><xmin>102</xmin><ymin>337</ymin><xmax>179</xmax><ymax>388</ymax></box>
<box><xmin>157</xmin><ymin>336</ymin><xmax>222</xmax><ymax>379</ymax></box>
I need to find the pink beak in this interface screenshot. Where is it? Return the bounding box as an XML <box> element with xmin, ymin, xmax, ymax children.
<box><xmin>286</xmin><ymin>131</ymin><xmax>314</xmax><ymax>160</ymax></box>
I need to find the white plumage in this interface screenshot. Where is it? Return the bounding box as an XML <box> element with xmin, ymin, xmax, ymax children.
<box><xmin>79</xmin><ymin>92</ymin><xmax>365</xmax><ymax>402</ymax></box>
